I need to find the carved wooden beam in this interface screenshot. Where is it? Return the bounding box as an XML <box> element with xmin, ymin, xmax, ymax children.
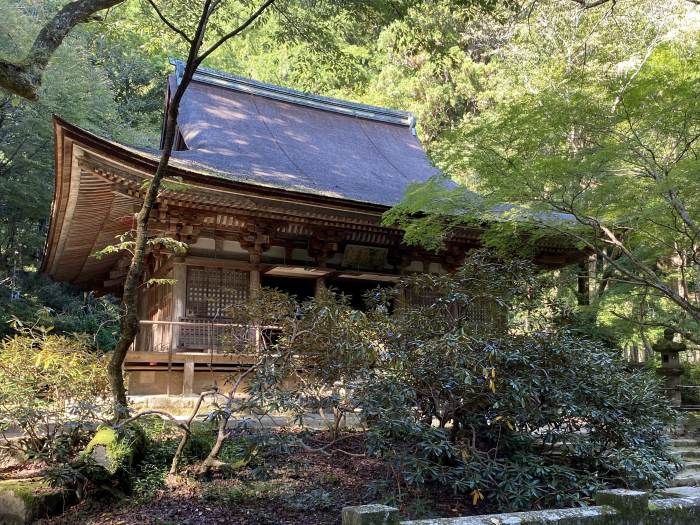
<box><xmin>308</xmin><ymin>231</ymin><xmax>340</xmax><ymax>266</ymax></box>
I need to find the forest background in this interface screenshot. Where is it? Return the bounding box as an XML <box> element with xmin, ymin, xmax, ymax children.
<box><xmin>1</xmin><ymin>0</ymin><xmax>699</xmax><ymax>357</ymax></box>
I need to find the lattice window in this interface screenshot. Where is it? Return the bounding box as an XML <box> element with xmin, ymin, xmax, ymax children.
<box><xmin>186</xmin><ymin>267</ymin><xmax>249</xmax><ymax>319</ymax></box>
<box><xmin>404</xmin><ymin>285</ymin><xmax>441</xmax><ymax>308</ymax></box>
<box><xmin>460</xmin><ymin>296</ymin><xmax>508</xmax><ymax>333</ymax></box>
<box><xmin>405</xmin><ymin>286</ymin><xmax>507</xmax><ymax>334</ymax></box>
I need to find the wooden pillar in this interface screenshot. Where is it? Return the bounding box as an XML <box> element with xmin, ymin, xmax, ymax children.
<box><xmin>169</xmin><ymin>262</ymin><xmax>187</xmax><ymax>396</ymax></box>
<box><xmin>309</xmin><ymin>236</ymin><xmax>336</xmax><ymax>298</ymax></box>
<box><xmin>171</xmin><ymin>262</ymin><xmax>187</xmax><ymax>350</ymax></box>
<box><xmin>240</xmin><ymin>226</ymin><xmax>270</xmax><ymax>351</ymax></box>
<box><xmin>395</xmin><ymin>257</ymin><xmax>412</xmax><ymax>310</ymax></box>
<box><xmin>314</xmin><ymin>257</ymin><xmax>328</xmax><ymax>298</ymax></box>
<box><xmin>183</xmin><ymin>361</ymin><xmax>195</xmax><ymax>395</ymax></box>
<box><xmin>577</xmin><ymin>254</ymin><xmax>597</xmax><ymax>306</ymax></box>
<box><xmin>315</xmin><ymin>276</ymin><xmax>326</xmax><ymax>297</ymax></box>
<box><xmin>134</xmin><ymin>283</ymin><xmax>148</xmax><ymax>352</ymax></box>
<box><xmin>249</xmin><ymin>251</ymin><xmax>261</xmax><ymax>299</ymax></box>
<box><xmin>249</xmin><ymin>250</ymin><xmax>262</xmax><ymax>349</ymax></box>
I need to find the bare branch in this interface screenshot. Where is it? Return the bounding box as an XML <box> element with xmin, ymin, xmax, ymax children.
<box><xmin>115</xmin><ymin>409</ymin><xmax>189</xmax><ymax>433</ymax></box>
<box><xmin>146</xmin><ymin>0</ymin><xmax>193</xmax><ymax>44</ymax></box>
<box><xmin>195</xmin><ymin>0</ymin><xmax>276</xmax><ymax>66</ymax></box>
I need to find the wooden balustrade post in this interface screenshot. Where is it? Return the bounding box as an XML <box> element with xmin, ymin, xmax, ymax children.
<box><xmin>183</xmin><ymin>361</ymin><xmax>195</xmax><ymax>395</ymax></box>
<box><xmin>171</xmin><ymin>262</ymin><xmax>187</xmax><ymax>351</ymax></box>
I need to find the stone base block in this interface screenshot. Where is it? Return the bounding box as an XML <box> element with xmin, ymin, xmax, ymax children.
<box><xmin>0</xmin><ymin>479</ymin><xmax>70</xmax><ymax>524</ymax></box>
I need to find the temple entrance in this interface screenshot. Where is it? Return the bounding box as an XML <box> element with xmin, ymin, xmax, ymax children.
<box><xmin>261</xmin><ymin>275</ymin><xmax>316</xmax><ymax>303</ymax></box>
<box><xmin>325</xmin><ymin>277</ymin><xmax>393</xmax><ymax>311</ymax></box>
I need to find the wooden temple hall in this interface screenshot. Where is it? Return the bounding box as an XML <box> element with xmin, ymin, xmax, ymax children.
<box><xmin>42</xmin><ymin>60</ymin><xmax>584</xmax><ymax>396</ymax></box>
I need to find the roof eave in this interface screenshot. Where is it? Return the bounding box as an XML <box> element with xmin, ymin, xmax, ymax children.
<box><xmin>51</xmin><ymin>116</ymin><xmax>394</xmax><ymax>214</ymax></box>
<box><xmin>40</xmin><ymin>117</ymin><xmax>67</xmax><ymax>274</ymax></box>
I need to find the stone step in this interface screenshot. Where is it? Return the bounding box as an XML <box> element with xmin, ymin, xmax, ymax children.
<box><xmin>679</xmin><ymin>462</ymin><xmax>700</xmax><ymax>475</ymax></box>
<box><xmin>662</xmin><ymin>486</ymin><xmax>700</xmax><ymax>498</ymax></box>
<box><xmin>670</xmin><ymin>438</ymin><xmax>700</xmax><ymax>447</ymax></box>
<box><xmin>672</xmin><ymin>449</ymin><xmax>700</xmax><ymax>460</ymax></box>
<box><xmin>671</xmin><ymin>473</ymin><xmax>700</xmax><ymax>487</ymax></box>
<box><xmin>672</xmin><ymin>475</ymin><xmax>700</xmax><ymax>487</ymax></box>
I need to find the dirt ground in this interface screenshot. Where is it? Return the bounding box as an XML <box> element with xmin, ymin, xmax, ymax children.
<box><xmin>33</xmin><ymin>432</ymin><xmax>475</xmax><ymax>525</ymax></box>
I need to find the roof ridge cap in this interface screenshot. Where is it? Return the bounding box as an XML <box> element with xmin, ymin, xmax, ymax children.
<box><xmin>169</xmin><ymin>58</ymin><xmax>417</xmax><ymax>132</ymax></box>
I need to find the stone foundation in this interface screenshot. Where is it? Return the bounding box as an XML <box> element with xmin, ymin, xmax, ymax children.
<box><xmin>342</xmin><ymin>488</ymin><xmax>700</xmax><ymax>525</ymax></box>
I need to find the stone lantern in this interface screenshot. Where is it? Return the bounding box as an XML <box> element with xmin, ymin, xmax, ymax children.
<box><xmin>652</xmin><ymin>328</ymin><xmax>687</xmax><ymax>407</ymax></box>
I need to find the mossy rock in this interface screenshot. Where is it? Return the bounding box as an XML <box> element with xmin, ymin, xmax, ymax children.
<box><xmin>0</xmin><ymin>478</ymin><xmax>71</xmax><ymax>524</ymax></box>
<box><xmin>82</xmin><ymin>425</ymin><xmax>146</xmax><ymax>477</ymax></box>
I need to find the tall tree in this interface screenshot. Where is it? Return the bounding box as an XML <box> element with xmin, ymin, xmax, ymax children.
<box><xmin>387</xmin><ymin>0</ymin><xmax>700</xmax><ymax>348</ymax></box>
<box><xmin>107</xmin><ymin>0</ymin><xmax>276</xmax><ymax>410</ymax></box>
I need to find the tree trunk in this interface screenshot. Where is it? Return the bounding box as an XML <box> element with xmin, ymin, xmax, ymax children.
<box><xmin>103</xmin><ymin>0</ymin><xmax>275</xmax><ymax>414</ymax></box>
<box><xmin>108</xmin><ymin>90</ymin><xmax>184</xmax><ymax>410</ymax></box>
<box><xmin>106</xmin><ymin>23</ymin><xmax>206</xmax><ymax>410</ymax></box>
<box><xmin>0</xmin><ymin>0</ymin><xmax>125</xmax><ymax>99</ymax></box>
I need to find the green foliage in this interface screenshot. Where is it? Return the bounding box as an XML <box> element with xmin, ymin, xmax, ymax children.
<box><xmin>354</xmin><ymin>255</ymin><xmax>680</xmax><ymax>510</ymax></box>
<box><xmin>0</xmin><ymin>0</ymin><xmax>161</xmax><ymax>344</ymax></box>
<box><xmin>129</xmin><ymin>420</ymin><xmax>180</xmax><ymax>500</ymax></box>
<box><xmin>387</xmin><ymin>1</ymin><xmax>700</xmax><ymax>349</ymax></box>
<box><xmin>362</xmin><ymin>330</ymin><xmax>677</xmax><ymax>509</ymax></box>
<box><xmin>0</xmin><ymin>270</ymin><xmax>119</xmax><ymax>348</ymax></box>
<box><xmin>94</xmin><ymin>233</ymin><xmax>188</xmax><ymax>260</ymax></box>
<box><xmin>237</xmin><ymin>286</ymin><xmax>379</xmax><ymax>435</ymax></box>
<box><xmin>246</xmin><ymin>252</ymin><xmax>679</xmax><ymax>511</ymax></box>
<box><xmin>0</xmin><ymin>331</ymin><xmax>111</xmax><ymax>462</ymax></box>
<box><xmin>0</xmin><ymin>1</ymin><xmax>160</xmax><ymax>274</ymax></box>
<box><xmin>383</xmin><ymin>177</ymin><xmax>485</xmax><ymax>251</ymax></box>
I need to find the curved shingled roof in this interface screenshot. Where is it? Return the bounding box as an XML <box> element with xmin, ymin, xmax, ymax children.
<box><xmin>168</xmin><ymin>60</ymin><xmax>440</xmax><ymax>206</ymax></box>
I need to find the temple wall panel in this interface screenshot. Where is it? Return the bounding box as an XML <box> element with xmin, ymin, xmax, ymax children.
<box><xmin>405</xmin><ymin>260</ymin><xmax>425</xmax><ymax>272</ymax></box>
<box><xmin>429</xmin><ymin>262</ymin><xmax>447</xmax><ymax>274</ymax></box>
<box><xmin>128</xmin><ymin>369</ymin><xmax>184</xmax><ymax>396</ymax></box>
<box><xmin>291</xmin><ymin>248</ymin><xmax>315</xmax><ymax>263</ymax></box>
<box><xmin>190</xmin><ymin>237</ymin><xmax>215</xmax><ymax>251</ymax></box>
<box><xmin>222</xmin><ymin>240</ymin><xmax>247</xmax><ymax>255</ymax></box>
<box><xmin>261</xmin><ymin>245</ymin><xmax>286</xmax><ymax>263</ymax></box>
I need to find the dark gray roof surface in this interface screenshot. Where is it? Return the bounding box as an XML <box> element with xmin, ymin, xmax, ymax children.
<box><xmin>170</xmin><ymin>62</ymin><xmax>440</xmax><ymax>206</ymax></box>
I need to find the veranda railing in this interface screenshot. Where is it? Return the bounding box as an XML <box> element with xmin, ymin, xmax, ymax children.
<box><xmin>130</xmin><ymin>319</ymin><xmax>279</xmax><ymax>355</ymax></box>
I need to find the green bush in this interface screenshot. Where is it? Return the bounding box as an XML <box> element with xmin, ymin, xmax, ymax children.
<box><xmin>131</xmin><ymin>423</ymin><xmax>180</xmax><ymax>501</ymax></box>
<box><xmin>0</xmin><ymin>272</ymin><xmax>119</xmax><ymax>349</ymax></box>
<box><xmin>0</xmin><ymin>332</ymin><xmax>111</xmax><ymax>462</ymax></box>
<box><xmin>355</xmin><ymin>254</ymin><xmax>679</xmax><ymax>511</ymax></box>
<box><xmin>360</xmin><ymin>330</ymin><xmax>677</xmax><ymax>510</ymax></box>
